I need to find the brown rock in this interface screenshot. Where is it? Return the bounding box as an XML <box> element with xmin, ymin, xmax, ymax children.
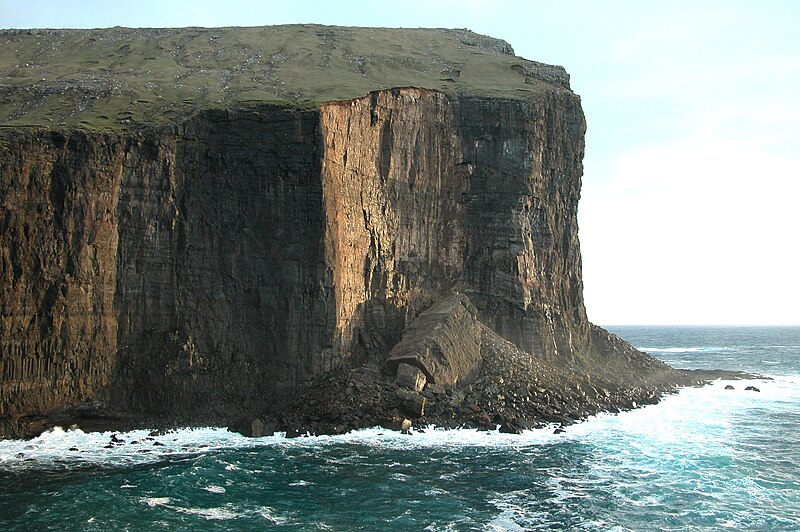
<box><xmin>386</xmin><ymin>295</ymin><xmax>483</xmax><ymax>388</ymax></box>
<box><xmin>396</xmin><ymin>389</ymin><xmax>427</xmax><ymax>418</ymax></box>
<box><xmin>394</xmin><ymin>363</ymin><xmax>427</xmax><ymax>392</ymax></box>
<box><xmin>250</xmin><ymin>418</ymin><xmax>266</xmax><ymax>438</ymax></box>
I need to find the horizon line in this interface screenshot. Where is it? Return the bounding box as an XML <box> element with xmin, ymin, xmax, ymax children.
<box><xmin>601</xmin><ymin>323</ymin><xmax>800</xmax><ymax>328</ymax></box>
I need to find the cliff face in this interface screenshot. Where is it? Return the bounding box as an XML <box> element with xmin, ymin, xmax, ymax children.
<box><xmin>320</xmin><ymin>88</ymin><xmax>588</xmax><ymax>363</ymax></box>
<box><xmin>2</xmin><ymin>86</ymin><xmax>587</xmax><ymax>422</ymax></box>
<box><xmin>1</xmin><ymin>25</ymin><xmax>669</xmax><ymax>437</ymax></box>
<box><xmin>1</xmin><ymin>130</ymin><xmax>125</xmax><ymax>417</ymax></box>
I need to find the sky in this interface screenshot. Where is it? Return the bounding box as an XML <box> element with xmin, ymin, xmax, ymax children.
<box><xmin>2</xmin><ymin>1</ymin><xmax>798</xmax><ymax>325</ymax></box>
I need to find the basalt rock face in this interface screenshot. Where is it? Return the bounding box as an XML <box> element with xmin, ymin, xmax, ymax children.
<box><xmin>320</xmin><ymin>88</ymin><xmax>588</xmax><ymax>365</ymax></box>
<box><xmin>1</xmin><ymin>25</ymin><xmax>664</xmax><ymax>438</ymax></box>
<box><xmin>1</xmin><ymin>107</ymin><xmax>334</xmax><ymax>428</ymax></box>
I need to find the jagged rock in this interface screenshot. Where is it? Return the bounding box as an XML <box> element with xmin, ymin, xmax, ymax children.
<box><xmin>284</xmin><ymin>429</ymin><xmax>303</xmax><ymax>439</ymax></box>
<box><xmin>448</xmin><ymin>390</ymin><xmax>467</xmax><ymax>408</ymax></box>
<box><xmin>425</xmin><ymin>384</ymin><xmax>446</xmax><ymax>396</ymax></box>
<box><xmin>396</xmin><ymin>389</ymin><xmax>427</xmax><ymax>418</ymax></box>
<box><xmin>250</xmin><ymin>418</ymin><xmax>274</xmax><ymax>438</ymax></box>
<box><xmin>395</xmin><ymin>363</ymin><xmax>427</xmax><ymax>392</ymax></box>
<box><xmin>387</xmin><ymin>295</ymin><xmax>483</xmax><ymax>388</ymax></box>
<box><xmin>498</xmin><ymin>421</ymin><xmax>524</xmax><ymax>435</ymax></box>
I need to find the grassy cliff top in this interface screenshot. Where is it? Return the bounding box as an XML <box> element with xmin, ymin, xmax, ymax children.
<box><xmin>0</xmin><ymin>25</ymin><xmax>572</xmax><ymax>130</ymax></box>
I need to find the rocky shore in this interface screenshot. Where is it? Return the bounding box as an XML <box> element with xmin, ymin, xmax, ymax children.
<box><xmin>2</xmin><ymin>355</ymin><xmax>756</xmax><ymax>441</ymax></box>
<box><xmin>2</xmin><ymin>295</ymin><xmax>758</xmax><ymax>440</ymax></box>
<box><xmin>251</xmin><ymin>366</ymin><xmax>757</xmax><ymax>440</ymax></box>
<box><xmin>229</xmin><ymin>298</ymin><xmax>759</xmax><ymax>439</ymax></box>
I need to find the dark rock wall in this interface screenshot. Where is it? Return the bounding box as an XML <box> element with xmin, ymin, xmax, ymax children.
<box><xmin>1</xmin><ymin>107</ymin><xmax>335</xmax><ymax>423</ymax></box>
<box><xmin>456</xmin><ymin>93</ymin><xmax>588</xmax><ymax>363</ymax></box>
<box><xmin>111</xmin><ymin>107</ymin><xmax>334</xmax><ymax>417</ymax></box>
<box><xmin>1</xmin><ymin>86</ymin><xmax>591</xmax><ymax>427</ymax></box>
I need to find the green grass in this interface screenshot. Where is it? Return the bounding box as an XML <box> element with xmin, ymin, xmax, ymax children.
<box><xmin>0</xmin><ymin>25</ymin><xmax>572</xmax><ymax>130</ymax></box>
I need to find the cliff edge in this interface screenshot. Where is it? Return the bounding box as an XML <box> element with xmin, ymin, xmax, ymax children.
<box><xmin>1</xmin><ymin>26</ymin><xmax>698</xmax><ymax>438</ymax></box>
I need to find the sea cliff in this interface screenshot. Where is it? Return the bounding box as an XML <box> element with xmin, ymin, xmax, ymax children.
<box><xmin>1</xmin><ymin>25</ymin><xmax>701</xmax><ymax>438</ymax></box>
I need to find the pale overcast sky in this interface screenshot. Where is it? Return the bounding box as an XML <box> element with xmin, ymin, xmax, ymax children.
<box><xmin>2</xmin><ymin>1</ymin><xmax>798</xmax><ymax>325</ymax></box>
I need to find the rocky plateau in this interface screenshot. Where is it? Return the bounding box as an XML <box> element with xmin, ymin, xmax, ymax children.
<box><xmin>0</xmin><ymin>25</ymin><xmax>744</xmax><ymax>439</ymax></box>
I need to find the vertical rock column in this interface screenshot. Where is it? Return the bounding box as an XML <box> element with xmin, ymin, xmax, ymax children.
<box><xmin>320</xmin><ymin>88</ymin><xmax>470</xmax><ymax>358</ymax></box>
<box><xmin>456</xmin><ymin>92</ymin><xmax>589</xmax><ymax>363</ymax></box>
<box><xmin>0</xmin><ymin>131</ymin><xmax>127</xmax><ymax>416</ymax></box>
<box><xmin>110</xmin><ymin>108</ymin><xmax>335</xmax><ymax>417</ymax></box>
<box><xmin>320</xmin><ymin>88</ymin><xmax>589</xmax><ymax>365</ymax></box>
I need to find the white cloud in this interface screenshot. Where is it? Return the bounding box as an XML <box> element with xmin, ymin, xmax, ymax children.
<box><xmin>580</xmin><ymin>133</ymin><xmax>800</xmax><ymax>324</ymax></box>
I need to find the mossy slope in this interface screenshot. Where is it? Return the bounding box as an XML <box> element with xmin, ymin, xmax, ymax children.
<box><xmin>0</xmin><ymin>25</ymin><xmax>572</xmax><ymax>130</ymax></box>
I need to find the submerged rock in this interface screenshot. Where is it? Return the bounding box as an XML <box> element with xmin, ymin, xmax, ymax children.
<box><xmin>498</xmin><ymin>421</ymin><xmax>524</xmax><ymax>435</ymax></box>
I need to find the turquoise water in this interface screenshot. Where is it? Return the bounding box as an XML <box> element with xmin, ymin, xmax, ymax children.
<box><xmin>1</xmin><ymin>326</ymin><xmax>799</xmax><ymax>530</ymax></box>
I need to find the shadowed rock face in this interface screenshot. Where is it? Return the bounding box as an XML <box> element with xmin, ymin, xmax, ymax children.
<box><xmin>0</xmin><ymin>25</ymin><xmax>669</xmax><ymax>438</ymax></box>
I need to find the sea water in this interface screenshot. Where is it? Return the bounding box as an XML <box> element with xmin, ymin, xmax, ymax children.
<box><xmin>1</xmin><ymin>326</ymin><xmax>798</xmax><ymax>530</ymax></box>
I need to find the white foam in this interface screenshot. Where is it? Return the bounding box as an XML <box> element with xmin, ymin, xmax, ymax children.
<box><xmin>0</xmin><ymin>423</ymin><xmax>565</xmax><ymax>472</ymax></box>
<box><xmin>1</xmin><ymin>375</ymin><xmax>796</xmax><ymax>471</ymax></box>
<box><xmin>560</xmin><ymin>375</ymin><xmax>800</xmax><ymax>463</ymax></box>
<box><xmin>487</xmin><ymin>492</ymin><xmax>535</xmax><ymax>531</ymax></box>
<box><xmin>141</xmin><ymin>496</ymin><xmax>171</xmax><ymax>507</ymax></box>
<box><xmin>140</xmin><ymin>495</ymin><xmax>293</xmax><ymax>524</ymax></box>
<box><xmin>255</xmin><ymin>506</ymin><xmax>292</xmax><ymax>525</ymax></box>
<box><xmin>176</xmin><ymin>505</ymin><xmax>240</xmax><ymax>520</ymax></box>
<box><xmin>0</xmin><ymin>426</ymin><xmax>277</xmax><ymax>471</ymax></box>
<box><xmin>639</xmin><ymin>347</ymin><xmax>723</xmax><ymax>353</ymax></box>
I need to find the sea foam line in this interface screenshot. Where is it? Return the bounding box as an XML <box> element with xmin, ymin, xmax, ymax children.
<box><xmin>0</xmin><ymin>376</ymin><xmax>795</xmax><ymax>471</ymax></box>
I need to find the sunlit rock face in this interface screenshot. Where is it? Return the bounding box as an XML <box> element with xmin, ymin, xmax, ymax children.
<box><xmin>319</xmin><ymin>86</ymin><xmax>589</xmax><ymax>363</ymax></box>
<box><xmin>1</xmin><ymin>25</ymin><xmax>669</xmax><ymax>438</ymax></box>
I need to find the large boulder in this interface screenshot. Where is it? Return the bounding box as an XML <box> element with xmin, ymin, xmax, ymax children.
<box><xmin>394</xmin><ymin>362</ymin><xmax>428</xmax><ymax>391</ymax></box>
<box><xmin>387</xmin><ymin>294</ymin><xmax>483</xmax><ymax>388</ymax></box>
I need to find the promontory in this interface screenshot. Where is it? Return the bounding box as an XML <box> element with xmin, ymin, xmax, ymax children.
<box><xmin>1</xmin><ymin>25</ymin><xmax>707</xmax><ymax>438</ymax></box>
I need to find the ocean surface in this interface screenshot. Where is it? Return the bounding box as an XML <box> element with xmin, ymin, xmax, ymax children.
<box><xmin>1</xmin><ymin>326</ymin><xmax>799</xmax><ymax>531</ymax></box>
